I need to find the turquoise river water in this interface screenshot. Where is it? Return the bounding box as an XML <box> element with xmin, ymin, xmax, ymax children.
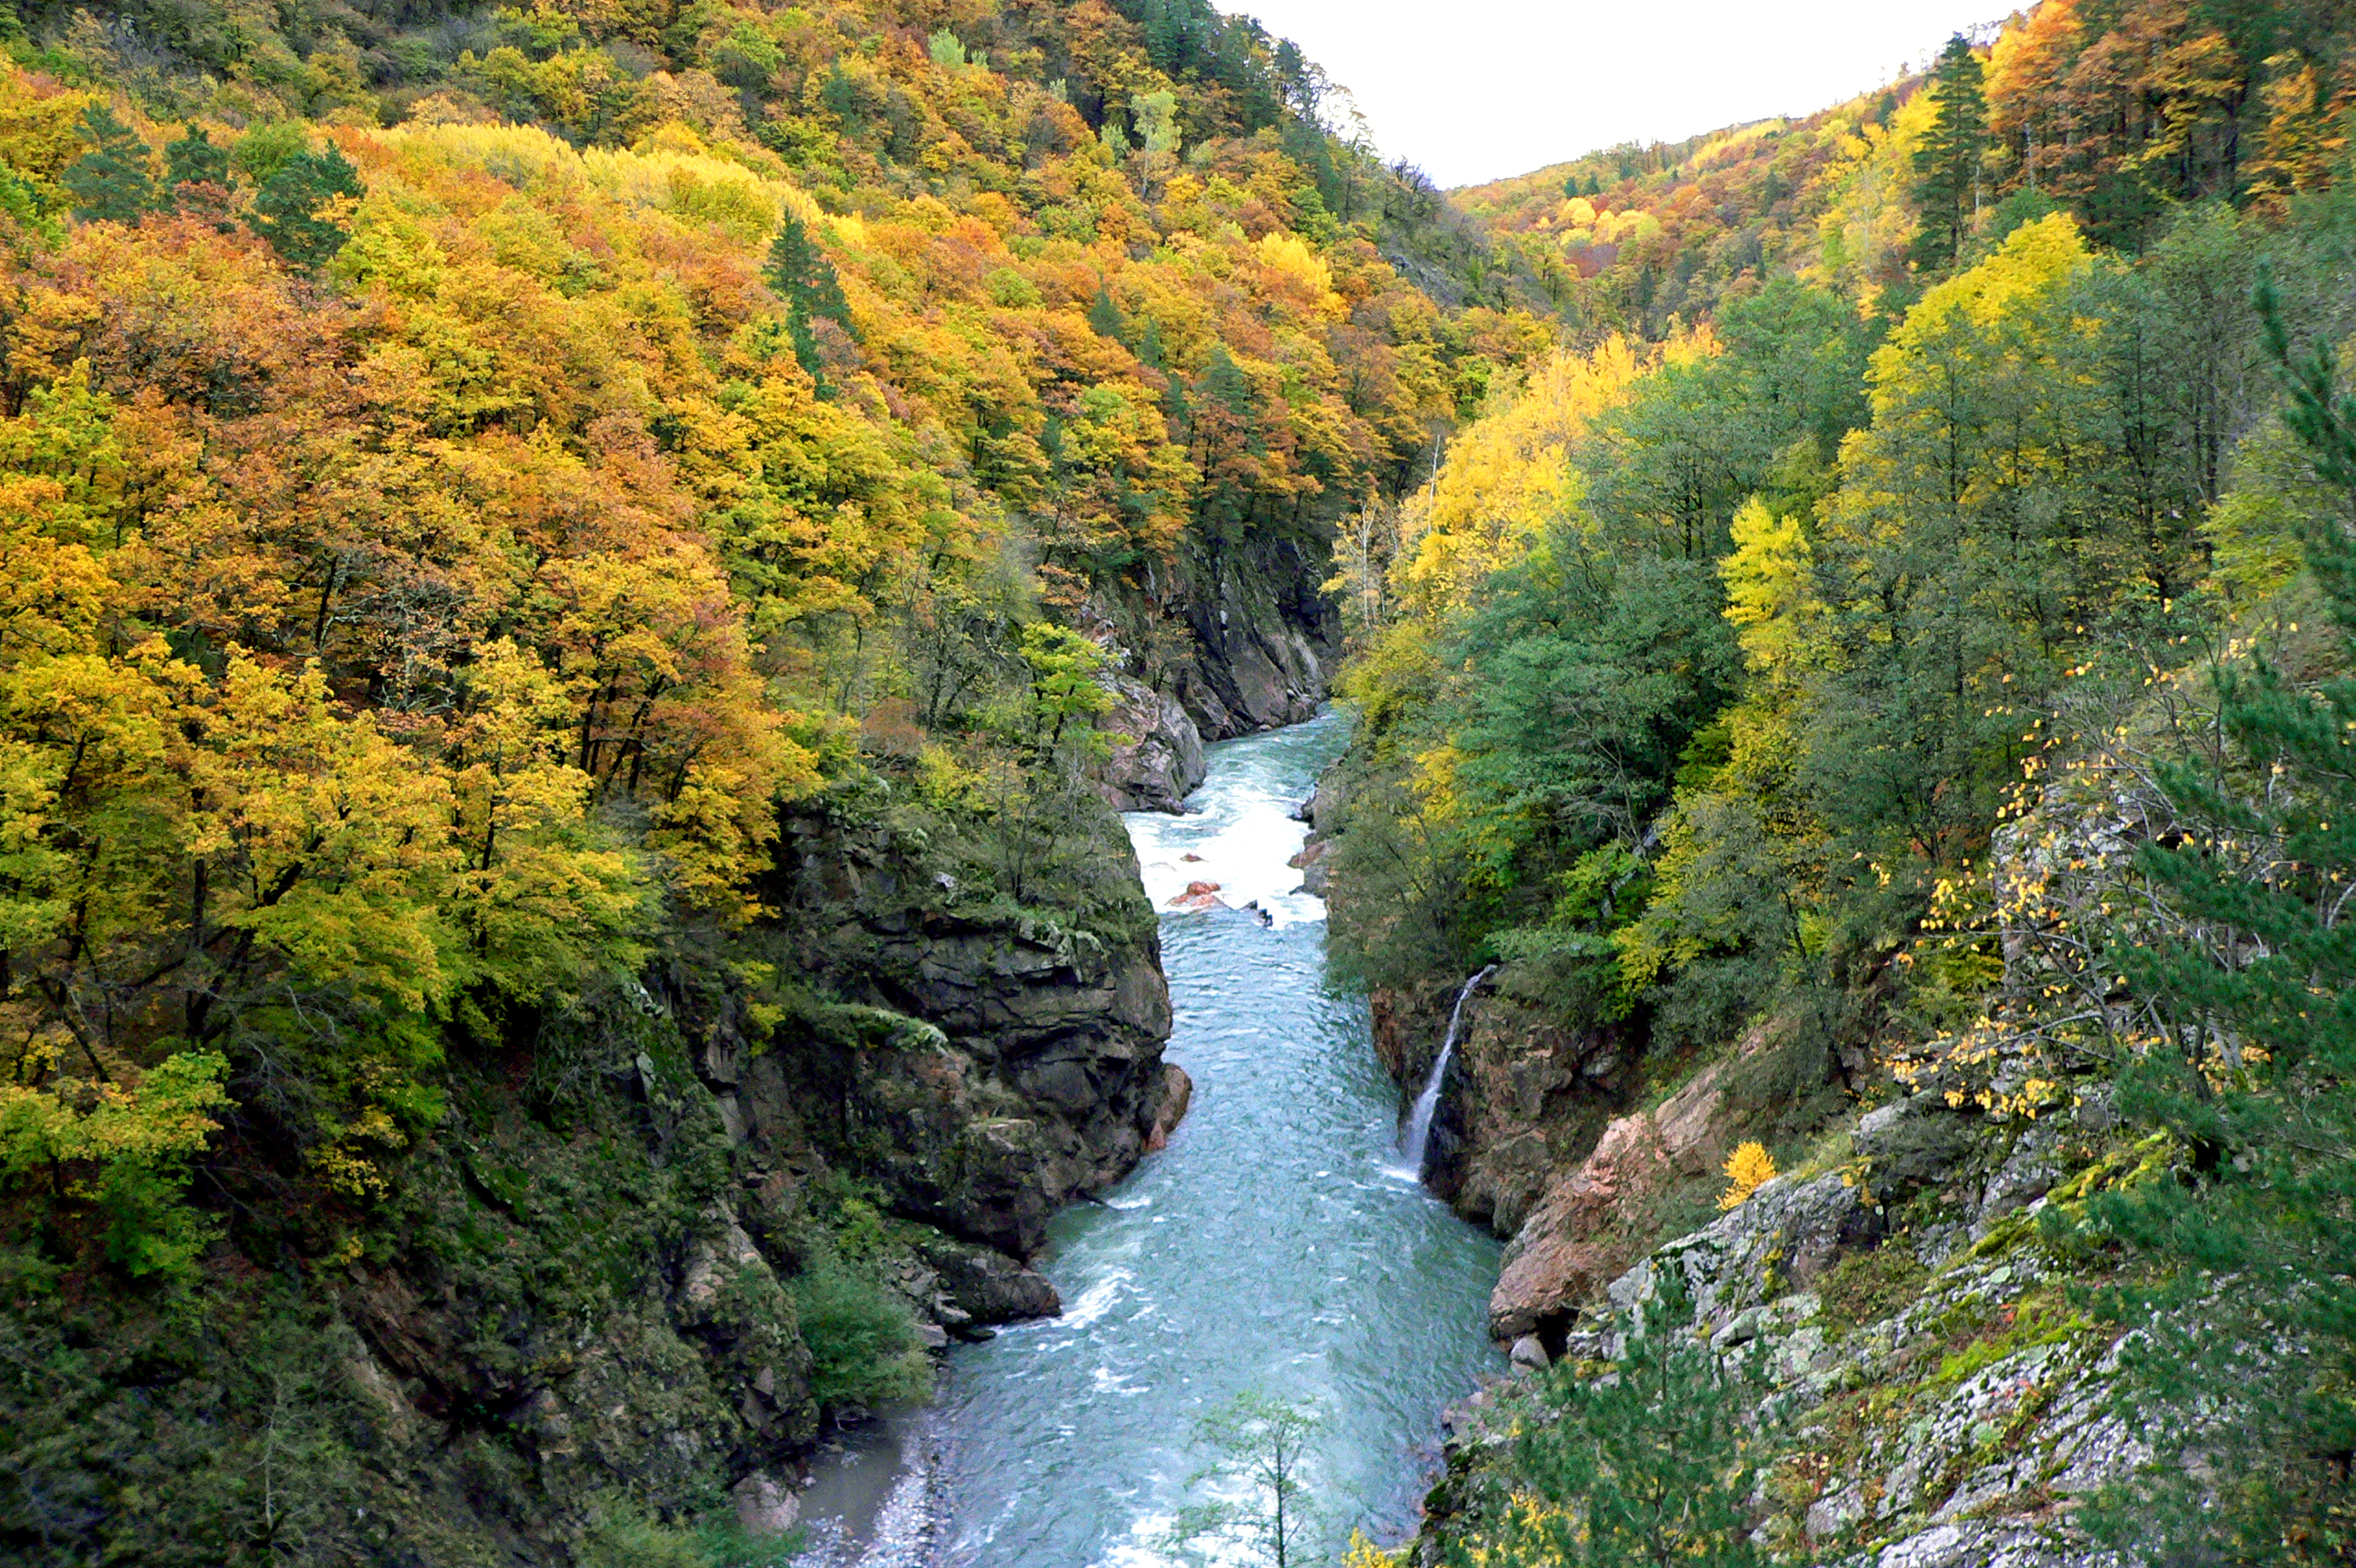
<box><xmin>934</xmin><ymin>712</ymin><xmax>1503</xmax><ymax>1567</ymax></box>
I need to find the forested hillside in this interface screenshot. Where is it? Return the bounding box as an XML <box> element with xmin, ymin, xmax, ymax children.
<box><xmin>1315</xmin><ymin>1</ymin><xmax>2356</xmax><ymax>1562</ymax></box>
<box><xmin>1459</xmin><ymin>0</ymin><xmax>2352</xmax><ymax>336</ymax></box>
<box><xmin>0</xmin><ymin>1</ymin><xmax>1550</xmax><ymax>1561</ymax></box>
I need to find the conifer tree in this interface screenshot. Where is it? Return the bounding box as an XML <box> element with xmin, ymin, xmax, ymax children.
<box><xmin>2080</xmin><ymin>281</ymin><xmax>2356</xmax><ymax>1563</ymax></box>
<box><xmin>163</xmin><ymin>124</ymin><xmax>234</xmax><ymax>225</ymax></box>
<box><xmin>1910</xmin><ymin>35</ymin><xmax>1989</xmax><ymax>273</ymax></box>
<box><xmin>164</xmin><ymin>124</ymin><xmax>231</xmax><ymax>195</ymax></box>
<box><xmin>763</xmin><ymin>209</ymin><xmax>854</xmax><ymax>381</ymax></box>
<box><xmin>61</xmin><ymin>103</ymin><xmax>156</xmax><ymax>224</ymax></box>
<box><xmin>247</xmin><ymin>144</ymin><xmax>362</xmax><ymax>269</ymax></box>
<box><xmin>1457</xmin><ymin>1272</ymin><xmax>1764</xmax><ymax>1568</ymax></box>
<box><xmin>1087</xmin><ymin>280</ymin><xmax>1125</xmax><ymax>342</ymax></box>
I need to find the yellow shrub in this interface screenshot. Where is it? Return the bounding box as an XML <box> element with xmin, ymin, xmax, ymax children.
<box><xmin>1718</xmin><ymin>1141</ymin><xmax>1778</xmax><ymax>1210</ymax></box>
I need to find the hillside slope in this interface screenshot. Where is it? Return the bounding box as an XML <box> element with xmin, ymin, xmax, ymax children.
<box><xmin>0</xmin><ymin>1</ymin><xmax>1553</xmax><ymax>1561</ymax></box>
<box><xmin>1458</xmin><ymin>0</ymin><xmax>2354</xmax><ymax>337</ymax></box>
<box><xmin>1315</xmin><ymin>2</ymin><xmax>2356</xmax><ymax>1562</ymax></box>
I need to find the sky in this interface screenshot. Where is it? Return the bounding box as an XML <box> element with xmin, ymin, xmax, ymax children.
<box><xmin>1217</xmin><ymin>0</ymin><xmax>2005</xmax><ymax>188</ymax></box>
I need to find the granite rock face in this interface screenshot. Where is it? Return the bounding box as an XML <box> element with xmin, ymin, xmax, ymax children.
<box><xmin>1095</xmin><ymin>673</ymin><xmax>1208</xmax><ymax>812</ymax></box>
<box><xmin>1487</xmin><ymin>1057</ymin><xmax>1744</xmax><ymax>1342</ymax></box>
<box><xmin>1429</xmin><ymin>1093</ymin><xmax>2160</xmax><ymax>1568</ymax></box>
<box><xmin>1166</xmin><ymin>530</ymin><xmax>1336</xmax><ymax>738</ymax></box>
<box><xmin>1086</xmin><ymin>520</ymin><xmax>1338</xmax><ymax>809</ymax></box>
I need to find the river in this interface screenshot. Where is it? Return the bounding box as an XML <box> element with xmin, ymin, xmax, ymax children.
<box><xmin>932</xmin><ymin>711</ymin><xmax>1503</xmax><ymax>1567</ymax></box>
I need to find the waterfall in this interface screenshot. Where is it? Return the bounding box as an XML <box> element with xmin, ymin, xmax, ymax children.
<box><xmin>1399</xmin><ymin>966</ymin><xmax>1497</xmax><ymax>1178</ymax></box>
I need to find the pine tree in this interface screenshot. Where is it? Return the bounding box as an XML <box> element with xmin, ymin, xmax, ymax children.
<box><xmin>1087</xmin><ymin>281</ymin><xmax>1124</xmax><ymax>342</ymax></box>
<box><xmin>163</xmin><ymin>124</ymin><xmax>234</xmax><ymax>225</ymax></box>
<box><xmin>165</xmin><ymin>124</ymin><xmax>231</xmax><ymax>194</ymax></box>
<box><xmin>763</xmin><ymin>210</ymin><xmax>854</xmax><ymax>381</ymax></box>
<box><xmin>2079</xmin><ymin>281</ymin><xmax>2356</xmax><ymax>1563</ymax></box>
<box><xmin>1457</xmin><ymin>1272</ymin><xmax>1765</xmax><ymax>1568</ymax></box>
<box><xmin>247</xmin><ymin>145</ymin><xmax>362</xmax><ymax>269</ymax></box>
<box><xmin>61</xmin><ymin>103</ymin><xmax>156</xmax><ymax>225</ymax></box>
<box><xmin>1910</xmin><ymin>35</ymin><xmax>1988</xmax><ymax>273</ymax></box>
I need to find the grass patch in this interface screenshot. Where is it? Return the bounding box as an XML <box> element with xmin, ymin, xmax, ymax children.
<box><xmin>579</xmin><ymin>1495</ymin><xmax>806</xmax><ymax>1568</ymax></box>
<box><xmin>1926</xmin><ymin>1293</ymin><xmax>2088</xmax><ymax>1395</ymax></box>
<box><xmin>1818</xmin><ymin>1242</ymin><xmax>1931</xmax><ymax>1333</ymax></box>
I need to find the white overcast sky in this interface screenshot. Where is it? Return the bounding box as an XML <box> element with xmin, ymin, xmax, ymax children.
<box><xmin>1221</xmin><ymin>0</ymin><xmax>2007</xmax><ymax>187</ymax></box>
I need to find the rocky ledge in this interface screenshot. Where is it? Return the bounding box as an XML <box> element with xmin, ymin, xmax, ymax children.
<box><xmin>1428</xmin><ymin>1091</ymin><xmax>2163</xmax><ymax>1567</ymax></box>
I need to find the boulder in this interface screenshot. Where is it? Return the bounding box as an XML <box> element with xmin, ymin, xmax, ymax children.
<box><xmin>1145</xmin><ymin>1062</ymin><xmax>1193</xmax><ymax>1151</ymax></box>
<box><xmin>1094</xmin><ymin>674</ymin><xmax>1207</xmax><ymax>811</ymax></box>
<box><xmin>1609</xmin><ymin>1170</ymin><xmax>1864</xmax><ymax>1330</ymax></box>
<box><xmin>1286</xmin><ymin>836</ymin><xmax>1330</xmax><ymax>895</ymax></box>
<box><xmin>1168</xmin><ymin>879</ymin><xmax>1228</xmax><ymax>912</ymax></box>
<box><xmin>733</xmin><ymin>1473</ymin><xmax>801</xmax><ymax>1536</ymax></box>
<box><xmin>911</xmin><ymin>1232</ymin><xmax>1062</xmax><ymax>1323</ymax></box>
<box><xmin>1487</xmin><ymin>1058</ymin><xmax>1737</xmax><ymax>1340</ymax></box>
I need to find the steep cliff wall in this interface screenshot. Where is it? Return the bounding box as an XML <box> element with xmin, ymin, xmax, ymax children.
<box><xmin>746</xmin><ymin>799</ymin><xmax>1176</xmax><ymax>1258</ymax></box>
<box><xmin>0</xmin><ymin>789</ymin><xmax>1177</xmax><ymax>1567</ymax></box>
<box><xmin>1373</xmin><ymin>978</ymin><xmax>1640</xmax><ymax>1241</ymax></box>
<box><xmin>1092</xmin><ymin>525</ymin><xmax>1343</xmax><ymax>811</ymax></box>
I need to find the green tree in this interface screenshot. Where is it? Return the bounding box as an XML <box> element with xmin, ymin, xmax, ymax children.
<box><xmin>1911</xmin><ymin>35</ymin><xmax>1989</xmax><ymax>273</ymax></box>
<box><xmin>247</xmin><ymin>145</ymin><xmax>362</xmax><ymax>269</ymax></box>
<box><xmin>0</xmin><ymin>163</ymin><xmax>60</xmax><ymax>244</ymax></box>
<box><xmin>230</xmin><ymin>120</ymin><xmax>308</xmax><ymax>186</ymax></box>
<box><xmin>1016</xmin><ymin>621</ymin><xmax>1113</xmax><ymax>758</ymax></box>
<box><xmin>1458</xmin><ymin>1272</ymin><xmax>1765</xmax><ymax>1568</ymax></box>
<box><xmin>61</xmin><ymin>103</ymin><xmax>155</xmax><ymax>224</ymax></box>
<box><xmin>2076</xmin><ymin>281</ymin><xmax>2356</xmax><ymax>1565</ymax></box>
<box><xmin>763</xmin><ymin>209</ymin><xmax>853</xmax><ymax>381</ymax></box>
<box><xmin>1168</xmin><ymin>1391</ymin><xmax>1323</xmax><ymax>1568</ymax></box>
<box><xmin>164</xmin><ymin>124</ymin><xmax>231</xmax><ymax>196</ymax></box>
<box><xmin>1088</xmin><ymin>280</ymin><xmax>1125</xmax><ymax>341</ymax></box>
<box><xmin>1809</xmin><ymin>214</ymin><xmax>2115</xmax><ymax>870</ymax></box>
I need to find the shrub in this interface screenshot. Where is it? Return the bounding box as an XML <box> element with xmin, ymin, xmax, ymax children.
<box><xmin>1718</xmin><ymin>1142</ymin><xmax>1778</xmax><ymax>1210</ymax></box>
<box><xmin>791</xmin><ymin>1254</ymin><xmax>929</xmax><ymax>1410</ymax></box>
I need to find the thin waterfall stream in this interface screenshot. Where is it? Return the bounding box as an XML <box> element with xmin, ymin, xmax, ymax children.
<box><xmin>931</xmin><ymin>713</ymin><xmax>1503</xmax><ymax>1567</ymax></box>
<box><xmin>1396</xmin><ymin>967</ymin><xmax>1497</xmax><ymax>1180</ymax></box>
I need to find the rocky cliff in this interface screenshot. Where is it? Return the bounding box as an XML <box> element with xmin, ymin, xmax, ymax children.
<box><xmin>1423</xmin><ymin>1085</ymin><xmax>2157</xmax><ymax>1567</ymax></box>
<box><xmin>1092</xmin><ymin>525</ymin><xmax>1342</xmax><ymax>811</ymax></box>
<box><xmin>0</xmin><ymin>783</ymin><xmax>1180</xmax><ymax>1567</ymax></box>
<box><xmin>746</xmin><ymin>798</ymin><xmax>1177</xmax><ymax>1259</ymax></box>
<box><xmin>1372</xmin><ymin>976</ymin><xmax>1642</xmax><ymax>1242</ymax></box>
